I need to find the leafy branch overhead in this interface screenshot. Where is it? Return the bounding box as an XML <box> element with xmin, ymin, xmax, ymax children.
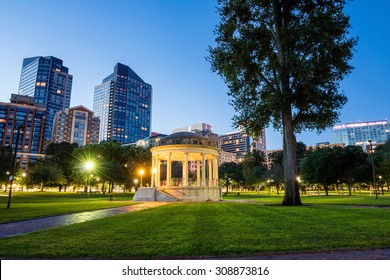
<box><xmin>208</xmin><ymin>0</ymin><xmax>357</xmax><ymax>134</ymax></box>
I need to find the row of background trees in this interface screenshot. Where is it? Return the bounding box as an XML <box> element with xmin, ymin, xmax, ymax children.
<box><xmin>0</xmin><ymin>141</ymin><xmax>151</xmax><ymax>193</ymax></box>
<box><xmin>219</xmin><ymin>140</ymin><xmax>390</xmax><ymax>196</ymax></box>
<box><xmin>1</xmin><ymin>140</ymin><xmax>389</xmax><ymax>194</ymax></box>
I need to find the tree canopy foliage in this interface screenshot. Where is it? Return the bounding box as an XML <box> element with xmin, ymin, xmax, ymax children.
<box><xmin>301</xmin><ymin>145</ymin><xmax>371</xmax><ymax>195</ymax></box>
<box><xmin>0</xmin><ymin>146</ymin><xmax>14</xmax><ymax>189</ymax></box>
<box><xmin>24</xmin><ymin>141</ymin><xmax>151</xmax><ymax>192</ymax></box>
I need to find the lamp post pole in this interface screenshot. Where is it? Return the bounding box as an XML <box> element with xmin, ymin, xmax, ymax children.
<box><xmin>7</xmin><ymin>125</ymin><xmax>24</xmax><ymax>209</ymax></box>
<box><xmin>84</xmin><ymin>161</ymin><xmax>94</xmax><ymax>198</ymax></box>
<box><xmin>368</xmin><ymin>140</ymin><xmax>378</xmax><ymax>199</ymax></box>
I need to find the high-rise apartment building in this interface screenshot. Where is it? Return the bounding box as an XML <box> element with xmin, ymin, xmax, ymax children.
<box><xmin>219</xmin><ymin>131</ymin><xmax>251</xmax><ymax>160</ymax></box>
<box><xmin>93</xmin><ymin>63</ymin><xmax>152</xmax><ymax>144</ymax></box>
<box><xmin>18</xmin><ymin>56</ymin><xmax>73</xmax><ymax>144</ymax></box>
<box><xmin>53</xmin><ymin>105</ymin><xmax>100</xmax><ymax>146</ymax></box>
<box><xmin>219</xmin><ymin>129</ymin><xmax>266</xmax><ymax>160</ymax></box>
<box><xmin>0</xmin><ymin>94</ymin><xmax>46</xmax><ymax>169</ymax></box>
<box><xmin>332</xmin><ymin>120</ymin><xmax>390</xmax><ymax>146</ymax></box>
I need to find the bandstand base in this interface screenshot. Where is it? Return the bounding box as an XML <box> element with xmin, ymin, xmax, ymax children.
<box><xmin>133</xmin><ymin>186</ymin><xmax>222</xmax><ymax>202</ymax></box>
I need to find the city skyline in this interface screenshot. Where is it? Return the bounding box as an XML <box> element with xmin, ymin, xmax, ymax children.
<box><xmin>1</xmin><ymin>0</ymin><xmax>389</xmax><ymax>149</ymax></box>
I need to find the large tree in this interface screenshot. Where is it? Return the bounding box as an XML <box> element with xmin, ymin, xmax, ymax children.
<box><xmin>219</xmin><ymin>162</ymin><xmax>244</xmax><ymax>194</ymax></box>
<box><xmin>208</xmin><ymin>0</ymin><xmax>357</xmax><ymax>205</ymax></box>
<box><xmin>301</xmin><ymin>147</ymin><xmax>340</xmax><ymax>195</ymax></box>
<box><xmin>242</xmin><ymin>150</ymin><xmax>267</xmax><ymax>187</ymax></box>
<box><xmin>46</xmin><ymin>142</ymin><xmax>78</xmax><ymax>189</ymax></box>
<box><xmin>26</xmin><ymin>160</ymin><xmax>65</xmax><ymax>191</ymax></box>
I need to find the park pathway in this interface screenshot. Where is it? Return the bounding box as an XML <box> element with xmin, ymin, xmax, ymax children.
<box><xmin>0</xmin><ymin>202</ymin><xmax>169</xmax><ymax>239</ymax></box>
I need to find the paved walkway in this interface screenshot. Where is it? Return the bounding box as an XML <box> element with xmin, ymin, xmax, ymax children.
<box><xmin>0</xmin><ymin>202</ymin><xmax>169</xmax><ymax>239</ymax></box>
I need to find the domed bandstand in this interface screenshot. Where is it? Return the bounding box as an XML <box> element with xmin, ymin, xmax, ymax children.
<box><xmin>133</xmin><ymin>132</ymin><xmax>221</xmax><ymax>202</ymax></box>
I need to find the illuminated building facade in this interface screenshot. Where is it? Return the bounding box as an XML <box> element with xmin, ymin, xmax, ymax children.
<box><xmin>219</xmin><ymin>129</ymin><xmax>266</xmax><ymax>160</ymax></box>
<box><xmin>0</xmin><ymin>94</ymin><xmax>46</xmax><ymax>169</ymax></box>
<box><xmin>53</xmin><ymin>105</ymin><xmax>100</xmax><ymax>146</ymax></box>
<box><xmin>18</xmin><ymin>56</ymin><xmax>73</xmax><ymax>144</ymax></box>
<box><xmin>93</xmin><ymin>63</ymin><xmax>152</xmax><ymax>144</ymax></box>
<box><xmin>332</xmin><ymin>120</ymin><xmax>390</xmax><ymax>146</ymax></box>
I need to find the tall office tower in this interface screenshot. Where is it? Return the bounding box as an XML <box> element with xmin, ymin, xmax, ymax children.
<box><xmin>18</xmin><ymin>56</ymin><xmax>73</xmax><ymax>144</ymax></box>
<box><xmin>93</xmin><ymin>63</ymin><xmax>152</xmax><ymax>144</ymax></box>
<box><xmin>0</xmin><ymin>94</ymin><xmax>46</xmax><ymax>169</ymax></box>
<box><xmin>332</xmin><ymin>120</ymin><xmax>390</xmax><ymax>146</ymax></box>
<box><xmin>93</xmin><ymin>81</ymin><xmax>111</xmax><ymax>143</ymax></box>
<box><xmin>53</xmin><ymin>105</ymin><xmax>100</xmax><ymax>146</ymax></box>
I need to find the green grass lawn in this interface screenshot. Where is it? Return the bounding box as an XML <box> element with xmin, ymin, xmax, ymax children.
<box><xmin>223</xmin><ymin>191</ymin><xmax>390</xmax><ymax>206</ymax></box>
<box><xmin>0</xmin><ymin>202</ymin><xmax>389</xmax><ymax>259</ymax></box>
<box><xmin>0</xmin><ymin>191</ymin><xmax>135</xmax><ymax>223</ymax></box>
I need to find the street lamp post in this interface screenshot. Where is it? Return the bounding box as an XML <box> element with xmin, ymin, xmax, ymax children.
<box><xmin>84</xmin><ymin>161</ymin><xmax>94</xmax><ymax>197</ymax></box>
<box><xmin>367</xmin><ymin>140</ymin><xmax>378</xmax><ymax>199</ymax></box>
<box><xmin>139</xmin><ymin>169</ymin><xmax>145</xmax><ymax>188</ymax></box>
<box><xmin>7</xmin><ymin>125</ymin><xmax>24</xmax><ymax>209</ymax></box>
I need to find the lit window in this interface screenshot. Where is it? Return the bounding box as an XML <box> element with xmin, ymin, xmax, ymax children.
<box><xmin>56</xmin><ymin>90</ymin><xmax>62</xmax><ymax>94</ymax></box>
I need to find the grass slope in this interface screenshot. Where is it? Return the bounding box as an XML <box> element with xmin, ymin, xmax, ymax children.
<box><xmin>0</xmin><ymin>202</ymin><xmax>389</xmax><ymax>259</ymax></box>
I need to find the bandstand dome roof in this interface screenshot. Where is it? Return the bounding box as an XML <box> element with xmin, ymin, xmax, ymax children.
<box><xmin>153</xmin><ymin>132</ymin><xmax>218</xmax><ymax>148</ymax></box>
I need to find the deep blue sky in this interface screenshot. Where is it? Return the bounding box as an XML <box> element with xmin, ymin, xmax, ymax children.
<box><xmin>1</xmin><ymin>0</ymin><xmax>389</xmax><ymax>150</ymax></box>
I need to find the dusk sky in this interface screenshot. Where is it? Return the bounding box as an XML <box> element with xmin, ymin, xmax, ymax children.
<box><xmin>1</xmin><ymin>0</ymin><xmax>389</xmax><ymax>150</ymax></box>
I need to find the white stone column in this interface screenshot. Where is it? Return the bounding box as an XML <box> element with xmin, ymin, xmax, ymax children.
<box><xmin>151</xmin><ymin>156</ymin><xmax>156</xmax><ymax>187</ymax></box>
<box><xmin>167</xmin><ymin>153</ymin><xmax>171</xmax><ymax>186</ymax></box>
<box><xmin>196</xmin><ymin>160</ymin><xmax>201</xmax><ymax>186</ymax></box>
<box><xmin>213</xmin><ymin>157</ymin><xmax>219</xmax><ymax>186</ymax></box>
<box><xmin>183</xmin><ymin>152</ymin><xmax>189</xmax><ymax>186</ymax></box>
<box><xmin>201</xmin><ymin>153</ymin><xmax>206</xmax><ymax>187</ymax></box>
<box><xmin>156</xmin><ymin>156</ymin><xmax>161</xmax><ymax>188</ymax></box>
<box><xmin>208</xmin><ymin>158</ymin><xmax>213</xmax><ymax>187</ymax></box>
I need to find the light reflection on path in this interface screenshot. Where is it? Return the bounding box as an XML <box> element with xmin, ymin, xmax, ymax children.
<box><xmin>0</xmin><ymin>202</ymin><xmax>170</xmax><ymax>239</ymax></box>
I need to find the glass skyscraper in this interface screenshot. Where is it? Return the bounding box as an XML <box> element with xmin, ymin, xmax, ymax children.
<box><xmin>93</xmin><ymin>63</ymin><xmax>152</xmax><ymax>144</ymax></box>
<box><xmin>18</xmin><ymin>56</ymin><xmax>73</xmax><ymax>144</ymax></box>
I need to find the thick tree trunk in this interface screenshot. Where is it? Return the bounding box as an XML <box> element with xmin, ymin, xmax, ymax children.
<box><xmin>324</xmin><ymin>185</ymin><xmax>329</xmax><ymax>196</ymax></box>
<box><xmin>282</xmin><ymin>111</ymin><xmax>302</xmax><ymax>206</ymax></box>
